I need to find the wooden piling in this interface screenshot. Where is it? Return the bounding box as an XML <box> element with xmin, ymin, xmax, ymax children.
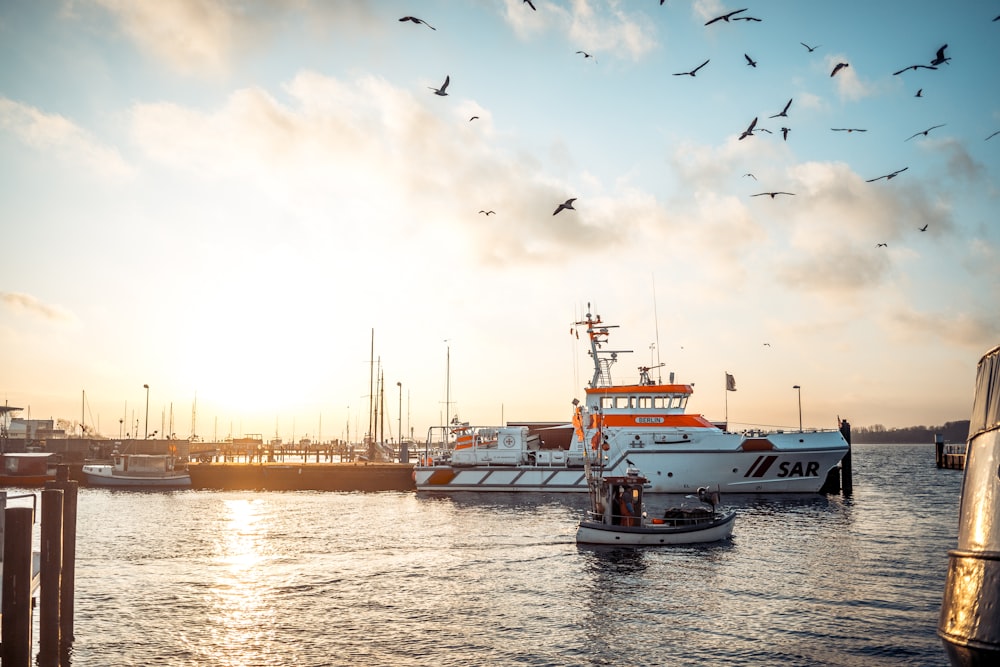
<box><xmin>840</xmin><ymin>419</ymin><xmax>853</xmax><ymax>496</ymax></box>
<box><xmin>38</xmin><ymin>488</ymin><xmax>64</xmax><ymax>667</ymax></box>
<box><xmin>46</xmin><ymin>464</ymin><xmax>78</xmax><ymax>645</ymax></box>
<box><xmin>2</xmin><ymin>506</ymin><xmax>34</xmax><ymax>667</ymax></box>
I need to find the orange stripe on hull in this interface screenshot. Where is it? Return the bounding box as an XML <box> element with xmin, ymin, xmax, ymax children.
<box><xmin>586</xmin><ymin>384</ymin><xmax>693</xmax><ymax>395</ymax></box>
<box><xmin>427</xmin><ymin>469</ymin><xmax>457</xmax><ymax>485</ymax></box>
<box><xmin>599</xmin><ymin>414</ymin><xmax>716</xmax><ymax>428</ymax></box>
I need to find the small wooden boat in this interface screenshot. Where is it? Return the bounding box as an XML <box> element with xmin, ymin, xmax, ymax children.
<box><xmin>82</xmin><ymin>453</ymin><xmax>191</xmax><ymax>489</ymax></box>
<box><xmin>576</xmin><ymin>466</ymin><xmax>735</xmax><ymax>546</ymax></box>
<box><xmin>0</xmin><ymin>452</ymin><xmax>57</xmax><ymax>487</ymax></box>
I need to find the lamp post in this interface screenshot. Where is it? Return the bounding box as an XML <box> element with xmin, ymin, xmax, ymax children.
<box><xmin>143</xmin><ymin>383</ymin><xmax>150</xmax><ymax>439</ymax></box>
<box><xmin>793</xmin><ymin>385</ymin><xmax>802</xmax><ymax>432</ymax></box>
<box><xmin>119</xmin><ymin>418</ymin><xmax>123</xmax><ymax>439</ymax></box>
<box><xmin>397</xmin><ymin>381</ymin><xmax>402</xmax><ymax>446</ymax></box>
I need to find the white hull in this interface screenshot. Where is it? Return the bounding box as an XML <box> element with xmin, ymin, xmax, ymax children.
<box><xmin>415</xmin><ymin>440</ymin><xmax>845</xmax><ymax>493</ymax></box>
<box><xmin>576</xmin><ymin>510</ymin><xmax>736</xmax><ymax>545</ymax></box>
<box><xmin>82</xmin><ymin>464</ymin><xmax>191</xmax><ymax>488</ymax></box>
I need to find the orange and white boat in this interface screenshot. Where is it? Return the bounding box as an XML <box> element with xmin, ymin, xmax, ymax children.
<box><xmin>414</xmin><ymin>308</ymin><xmax>849</xmax><ymax>494</ymax></box>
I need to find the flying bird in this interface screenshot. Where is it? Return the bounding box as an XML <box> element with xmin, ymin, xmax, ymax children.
<box><xmin>831</xmin><ymin>62</ymin><xmax>849</xmax><ymax>77</ymax></box>
<box><xmin>781</xmin><ymin>127</ymin><xmax>790</xmax><ymax>141</ymax></box>
<box><xmin>876</xmin><ymin>243</ymin><xmax>887</xmax><ymax>248</ymax></box>
<box><xmin>743</xmin><ymin>173</ymin><xmax>757</xmax><ymax>180</ymax></box>
<box><xmin>752</xmin><ymin>192</ymin><xmax>795</xmax><ymax>198</ymax></box>
<box><xmin>469</xmin><ymin>116</ymin><xmax>479</xmax><ymax>121</ymax></box>
<box><xmin>915</xmin><ymin>89</ymin><xmax>923</xmax><ymax>97</ymax></box>
<box><xmin>769</xmin><ymin>98</ymin><xmax>792</xmax><ymax>118</ymax></box>
<box><xmin>919</xmin><ymin>224</ymin><xmax>928</xmax><ymax>231</ymax></box>
<box><xmin>705</xmin><ymin>8</ymin><xmax>747</xmax><ymax>25</ymax></box>
<box><xmin>930</xmin><ymin>44</ymin><xmax>950</xmax><ymax>66</ymax></box>
<box><xmin>905</xmin><ymin>124</ymin><xmax>945</xmax><ymax>141</ymax></box>
<box><xmin>734</xmin><ymin>16</ymin><xmax>761</xmax><ymax>21</ymax></box>
<box><xmin>523</xmin><ymin>0</ymin><xmax>536</xmax><ymax>9</ymax></box>
<box><xmin>739</xmin><ymin>117</ymin><xmax>757</xmax><ymax>140</ymax></box>
<box><xmin>866</xmin><ymin>167</ymin><xmax>908</xmax><ymax>182</ymax></box>
<box><xmin>673</xmin><ymin>59</ymin><xmax>709</xmax><ymax>76</ymax></box>
<box><xmin>800</xmin><ymin>42</ymin><xmax>820</xmax><ymax>52</ymax></box>
<box><xmin>399</xmin><ymin>16</ymin><xmax>435</xmax><ymax>30</ymax></box>
<box><xmin>479</xmin><ymin>210</ymin><xmax>495</xmax><ymax>216</ymax></box>
<box><xmin>987</xmin><ymin>131</ymin><xmax>1000</xmax><ymax>141</ymax></box>
<box><xmin>576</xmin><ymin>51</ymin><xmax>596</xmax><ymax>60</ymax></box>
<box><xmin>429</xmin><ymin>75</ymin><xmax>450</xmax><ymax>96</ymax></box>
<box><xmin>553</xmin><ymin>198</ymin><xmax>577</xmax><ymax>215</ymax></box>
<box><xmin>745</xmin><ymin>54</ymin><xmax>757</xmax><ymax>67</ymax></box>
<box><xmin>893</xmin><ymin>64</ymin><xmax>937</xmax><ymax>75</ymax></box>
<box><xmin>832</xmin><ymin>128</ymin><xmax>867</xmax><ymax>133</ymax></box>
<box><xmin>763</xmin><ymin>342</ymin><xmax>771</xmax><ymax>346</ymax></box>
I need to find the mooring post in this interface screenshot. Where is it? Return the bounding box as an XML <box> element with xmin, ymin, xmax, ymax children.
<box><xmin>38</xmin><ymin>487</ymin><xmax>64</xmax><ymax>667</ymax></box>
<box><xmin>47</xmin><ymin>464</ymin><xmax>79</xmax><ymax>647</ymax></box>
<box><xmin>840</xmin><ymin>418</ymin><xmax>853</xmax><ymax>496</ymax></box>
<box><xmin>2</xmin><ymin>506</ymin><xmax>35</xmax><ymax>667</ymax></box>
<box><xmin>935</xmin><ymin>433</ymin><xmax>945</xmax><ymax>468</ymax></box>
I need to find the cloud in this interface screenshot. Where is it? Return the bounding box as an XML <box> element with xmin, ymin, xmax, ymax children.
<box><xmin>0</xmin><ymin>97</ymin><xmax>134</xmax><ymax>181</ymax></box>
<box><xmin>503</xmin><ymin>0</ymin><xmax>657</xmax><ymax>61</ymax></box>
<box><xmin>86</xmin><ymin>0</ymin><xmax>378</xmax><ymax>76</ymax></box>
<box><xmin>888</xmin><ymin>306</ymin><xmax>1000</xmax><ymax>351</ymax></box>
<box><xmin>0</xmin><ymin>292</ymin><xmax>75</xmax><ymax>322</ymax></box>
<box><xmin>128</xmin><ymin>70</ymin><xmax>652</xmax><ymax>266</ymax></box>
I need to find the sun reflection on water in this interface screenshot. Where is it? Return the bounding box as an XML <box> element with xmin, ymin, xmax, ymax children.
<box><xmin>199</xmin><ymin>498</ymin><xmax>279</xmax><ymax>666</ymax></box>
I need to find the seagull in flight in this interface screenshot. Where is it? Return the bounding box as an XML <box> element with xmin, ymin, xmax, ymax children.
<box><xmin>763</xmin><ymin>342</ymin><xmax>771</xmax><ymax>347</ymax></box>
<box><xmin>800</xmin><ymin>42</ymin><xmax>820</xmax><ymax>52</ymax></box>
<box><xmin>876</xmin><ymin>243</ymin><xmax>887</xmax><ymax>248</ymax></box>
<box><xmin>745</xmin><ymin>54</ymin><xmax>757</xmax><ymax>67</ymax></box>
<box><xmin>734</xmin><ymin>15</ymin><xmax>762</xmax><ymax>22</ymax></box>
<box><xmin>915</xmin><ymin>89</ymin><xmax>923</xmax><ymax>98</ymax></box>
<box><xmin>987</xmin><ymin>131</ymin><xmax>1000</xmax><ymax>141</ymax></box>
<box><xmin>905</xmin><ymin>124</ymin><xmax>945</xmax><ymax>141</ymax></box>
<box><xmin>831</xmin><ymin>62</ymin><xmax>849</xmax><ymax>77</ymax></box>
<box><xmin>930</xmin><ymin>44</ymin><xmax>950</xmax><ymax>66</ymax></box>
<box><xmin>739</xmin><ymin>117</ymin><xmax>757</xmax><ymax>140</ymax></box>
<box><xmin>523</xmin><ymin>0</ymin><xmax>536</xmax><ymax>10</ymax></box>
<box><xmin>752</xmin><ymin>192</ymin><xmax>795</xmax><ymax>199</ymax></box>
<box><xmin>673</xmin><ymin>59</ymin><xmax>709</xmax><ymax>76</ymax></box>
<box><xmin>553</xmin><ymin>198</ymin><xmax>577</xmax><ymax>215</ymax></box>
<box><xmin>429</xmin><ymin>75</ymin><xmax>450</xmax><ymax>96</ymax></box>
<box><xmin>479</xmin><ymin>210</ymin><xmax>495</xmax><ymax>216</ymax></box>
<box><xmin>893</xmin><ymin>64</ymin><xmax>937</xmax><ymax>76</ymax></box>
<box><xmin>399</xmin><ymin>16</ymin><xmax>435</xmax><ymax>30</ymax></box>
<box><xmin>780</xmin><ymin>127</ymin><xmax>790</xmax><ymax>141</ymax></box>
<box><xmin>769</xmin><ymin>98</ymin><xmax>792</xmax><ymax>118</ymax></box>
<box><xmin>705</xmin><ymin>8</ymin><xmax>747</xmax><ymax>25</ymax></box>
<box><xmin>919</xmin><ymin>224</ymin><xmax>928</xmax><ymax>232</ymax></box>
<box><xmin>832</xmin><ymin>128</ymin><xmax>867</xmax><ymax>133</ymax></box>
<box><xmin>743</xmin><ymin>173</ymin><xmax>757</xmax><ymax>180</ymax></box>
<box><xmin>866</xmin><ymin>167</ymin><xmax>908</xmax><ymax>182</ymax></box>
<box><xmin>469</xmin><ymin>116</ymin><xmax>479</xmax><ymax>121</ymax></box>
<box><xmin>576</xmin><ymin>51</ymin><xmax>596</xmax><ymax>61</ymax></box>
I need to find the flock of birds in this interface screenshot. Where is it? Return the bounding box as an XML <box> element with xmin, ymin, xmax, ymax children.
<box><xmin>399</xmin><ymin>7</ymin><xmax>1000</xmax><ymax>248</ymax></box>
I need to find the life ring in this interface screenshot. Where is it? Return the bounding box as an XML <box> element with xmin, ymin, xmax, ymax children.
<box><xmin>411</xmin><ymin>469</ymin><xmax>416</xmax><ymax>482</ymax></box>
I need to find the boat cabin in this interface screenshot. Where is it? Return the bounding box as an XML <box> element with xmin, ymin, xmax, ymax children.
<box><xmin>589</xmin><ymin>470</ymin><xmax>649</xmax><ymax>527</ymax></box>
<box><xmin>112</xmin><ymin>453</ymin><xmax>179</xmax><ymax>476</ymax></box>
<box><xmin>2</xmin><ymin>452</ymin><xmax>54</xmax><ymax>476</ymax></box>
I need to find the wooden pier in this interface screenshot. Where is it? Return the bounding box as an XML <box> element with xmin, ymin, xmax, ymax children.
<box><xmin>1</xmin><ymin>465</ymin><xmax>78</xmax><ymax>666</ymax></box>
<box><xmin>935</xmin><ymin>433</ymin><xmax>966</xmax><ymax>470</ymax></box>
<box><xmin>187</xmin><ymin>461</ymin><xmax>416</xmax><ymax>492</ymax></box>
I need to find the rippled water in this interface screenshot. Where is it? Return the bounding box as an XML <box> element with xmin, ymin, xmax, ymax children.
<box><xmin>18</xmin><ymin>443</ymin><xmax>961</xmax><ymax>666</ymax></box>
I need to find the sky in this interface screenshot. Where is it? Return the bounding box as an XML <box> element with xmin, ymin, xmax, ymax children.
<box><xmin>1</xmin><ymin>0</ymin><xmax>998</xmax><ymax>444</ymax></box>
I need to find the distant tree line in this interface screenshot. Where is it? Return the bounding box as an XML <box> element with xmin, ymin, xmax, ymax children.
<box><xmin>850</xmin><ymin>420</ymin><xmax>970</xmax><ymax>444</ymax></box>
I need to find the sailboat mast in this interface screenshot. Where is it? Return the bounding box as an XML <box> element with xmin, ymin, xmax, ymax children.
<box><xmin>368</xmin><ymin>328</ymin><xmax>375</xmax><ymax>449</ymax></box>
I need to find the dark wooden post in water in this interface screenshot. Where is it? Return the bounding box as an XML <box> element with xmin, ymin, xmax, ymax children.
<box><xmin>2</xmin><ymin>506</ymin><xmax>34</xmax><ymax>667</ymax></box>
<box><xmin>38</xmin><ymin>487</ymin><xmax>64</xmax><ymax>667</ymax></box>
<box><xmin>839</xmin><ymin>419</ymin><xmax>853</xmax><ymax>496</ymax></box>
<box><xmin>939</xmin><ymin>343</ymin><xmax>1000</xmax><ymax>664</ymax></box>
<box><xmin>46</xmin><ymin>464</ymin><xmax>78</xmax><ymax>647</ymax></box>
<box><xmin>935</xmin><ymin>433</ymin><xmax>945</xmax><ymax>468</ymax></box>
<box><xmin>819</xmin><ymin>418</ymin><xmax>852</xmax><ymax>495</ymax></box>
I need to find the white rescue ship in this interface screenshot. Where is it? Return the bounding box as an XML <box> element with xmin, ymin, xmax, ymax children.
<box><xmin>414</xmin><ymin>309</ymin><xmax>849</xmax><ymax>493</ymax></box>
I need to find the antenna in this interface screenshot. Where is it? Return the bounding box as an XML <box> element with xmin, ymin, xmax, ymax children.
<box><xmin>652</xmin><ymin>273</ymin><xmax>662</xmax><ymax>383</ymax></box>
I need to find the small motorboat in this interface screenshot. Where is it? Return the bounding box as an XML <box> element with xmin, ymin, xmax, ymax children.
<box><xmin>576</xmin><ymin>466</ymin><xmax>735</xmax><ymax>546</ymax></box>
<box><xmin>83</xmin><ymin>452</ymin><xmax>191</xmax><ymax>489</ymax></box>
